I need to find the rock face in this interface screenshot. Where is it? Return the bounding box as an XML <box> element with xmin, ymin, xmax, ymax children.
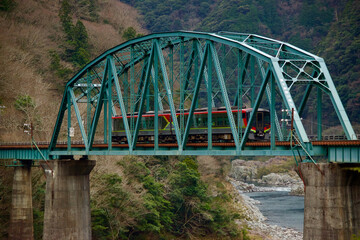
<box><xmin>229</xmin><ymin>157</ymin><xmax>305</xmax><ymax>239</ymax></box>
<box><xmin>261</xmin><ymin>172</ymin><xmax>298</xmax><ymax>186</ymax></box>
<box><xmin>229</xmin><ymin>157</ymin><xmax>304</xmax><ymax>195</ymax></box>
<box><xmin>230</xmin><ymin>165</ymin><xmax>257</xmax><ymax>182</ymax></box>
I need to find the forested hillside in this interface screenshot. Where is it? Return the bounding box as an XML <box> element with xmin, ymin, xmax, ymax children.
<box><xmin>0</xmin><ymin>1</ymin><xmax>250</xmax><ymax>239</ymax></box>
<box><xmin>0</xmin><ymin>0</ymin><xmax>359</xmax><ymax>239</ymax></box>
<box><xmin>123</xmin><ymin>0</ymin><xmax>360</xmax><ymax>128</ymax></box>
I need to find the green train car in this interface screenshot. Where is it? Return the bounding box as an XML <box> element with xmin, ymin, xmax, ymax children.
<box><xmin>112</xmin><ymin>107</ymin><xmax>270</xmax><ymax>143</ymax></box>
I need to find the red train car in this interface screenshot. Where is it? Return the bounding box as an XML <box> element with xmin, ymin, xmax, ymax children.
<box><xmin>112</xmin><ymin>107</ymin><xmax>270</xmax><ymax>143</ymax></box>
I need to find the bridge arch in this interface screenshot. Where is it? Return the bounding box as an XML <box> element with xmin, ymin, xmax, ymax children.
<box><xmin>49</xmin><ymin>31</ymin><xmax>356</xmax><ymax>157</ymax></box>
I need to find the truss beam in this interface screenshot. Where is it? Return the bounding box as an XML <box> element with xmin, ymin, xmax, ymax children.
<box><xmin>47</xmin><ymin>31</ymin><xmax>357</xmax><ymax>158</ymax></box>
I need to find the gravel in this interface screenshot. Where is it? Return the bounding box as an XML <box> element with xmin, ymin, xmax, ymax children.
<box><xmin>230</xmin><ymin>179</ymin><xmax>303</xmax><ymax>240</ymax></box>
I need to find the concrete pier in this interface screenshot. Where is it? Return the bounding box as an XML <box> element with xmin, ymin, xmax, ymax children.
<box><xmin>42</xmin><ymin>159</ymin><xmax>95</xmax><ymax>240</ymax></box>
<box><xmin>299</xmin><ymin>163</ymin><xmax>360</xmax><ymax>240</ymax></box>
<box><xmin>9</xmin><ymin>161</ymin><xmax>34</xmax><ymax>240</ymax></box>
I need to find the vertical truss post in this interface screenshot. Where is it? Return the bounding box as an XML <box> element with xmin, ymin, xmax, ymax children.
<box><xmin>318</xmin><ymin>60</ymin><xmax>357</xmax><ymax>140</ymax></box>
<box><xmin>69</xmin><ymin>88</ymin><xmax>89</xmax><ymax>152</ymax></box>
<box><xmin>180</xmin><ymin>38</ymin><xmax>185</xmax><ymax>137</ymax></box>
<box><xmin>250</xmin><ymin>56</ymin><xmax>255</xmax><ymax>107</ymax></box>
<box><xmin>154</xmin><ymin>40</ymin><xmax>182</xmax><ymax>149</ymax></box>
<box><xmin>207</xmin><ymin>41</ymin><xmax>212</xmax><ymax>150</ymax></box>
<box><xmin>86</xmin><ymin>70</ymin><xmax>91</xmax><ymax>136</ymax></box>
<box><xmin>182</xmin><ymin>43</ymin><xmax>209</xmax><ymax>150</ymax></box>
<box><xmin>107</xmin><ymin>63</ymin><xmax>112</xmax><ymax>150</ymax></box>
<box><xmin>240</xmin><ymin>69</ymin><xmax>270</xmax><ymax>150</ymax></box>
<box><xmin>154</xmin><ymin>40</ymin><xmax>159</xmax><ymax>150</ymax></box>
<box><xmin>237</xmin><ymin>50</ymin><xmax>243</xmax><ymax>140</ymax></box>
<box><xmin>270</xmin><ymin>73</ymin><xmax>276</xmax><ymax>149</ymax></box>
<box><xmin>132</xmin><ymin>46</ymin><xmax>155</xmax><ymax>150</ymax></box>
<box><xmin>103</xmin><ymin>97</ymin><xmax>107</xmax><ymax>144</ymax></box>
<box><xmin>67</xmin><ymin>89</ymin><xmax>71</xmax><ymax>151</ymax></box>
<box><xmin>317</xmin><ymin>87</ymin><xmax>322</xmax><ymax>141</ymax></box>
<box><xmin>210</xmin><ymin>42</ymin><xmax>240</xmax><ymax>150</ymax></box>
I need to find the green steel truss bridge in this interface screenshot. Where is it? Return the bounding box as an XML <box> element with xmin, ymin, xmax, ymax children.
<box><xmin>1</xmin><ymin>31</ymin><xmax>359</xmax><ymax>163</ymax></box>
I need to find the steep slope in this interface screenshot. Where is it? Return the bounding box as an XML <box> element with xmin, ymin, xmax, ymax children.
<box><xmin>122</xmin><ymin>0</ymin><xmax>359</xmax><ymax>129</ymax></box>
<box><xmin>0</xmin><ymin>0</ymin><xmax>146</xmax><ymax>142</ymax></box>
<box><xmin>0</xmin><ymin>2</ymin><xmax>252</xmax><ymax>240</ymax></box>
<box><xmin>317</xmin><ymin>0</ymin><xmax>360</xmax><ymax>124</ymax></box>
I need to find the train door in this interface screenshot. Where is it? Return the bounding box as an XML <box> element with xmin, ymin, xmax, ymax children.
<box><xmin>256</xmin><ymin>112</ymin><xmax>264</xmax><ymax>132</ymax></box>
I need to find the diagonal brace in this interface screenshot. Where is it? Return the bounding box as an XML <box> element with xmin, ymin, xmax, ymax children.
<box><xmin>210</xmin><ymin>42</ymin><xmax>240</xmax><ymax>149</ymax></box>
<box><xmin>182</xmin><ymin>43</ymin><xmax>210</xmax><ymax>150</ymax></box>
<box><xmin>240</xmin><ymin>68</ymin><xmax>271</xmax><ymax>150</ymax></box>
<box><xmin>69</xmin><ymin>88</ymin><xmax>89</xmax><ymax>151</ymax></box>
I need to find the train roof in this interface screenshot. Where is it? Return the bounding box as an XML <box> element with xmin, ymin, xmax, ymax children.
<box><xmin>114</xmin><ymin>106</ymin><xmax>269</xmax><ymax>118</ymax></box>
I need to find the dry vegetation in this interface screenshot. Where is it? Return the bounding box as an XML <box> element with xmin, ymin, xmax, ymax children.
<box><xmin>0</xmin><ymin>0</ymin><xmax>146</xmax><ymax>142</ymax></box>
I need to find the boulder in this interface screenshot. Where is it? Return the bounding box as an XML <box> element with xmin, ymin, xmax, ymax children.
<box><xmin>261</xmin><ymin>173</ymin><xmax>298</xmax><ymax>186</ymax></box>
<box><xmin>290</xmin><ymin>183</ymin><xmax>305</xmax><ymax>196</ymax></box>
<box><xmin>229</xmin><ymin>165</ymin><xmax>257</xmax><ymax>182</ymax></box>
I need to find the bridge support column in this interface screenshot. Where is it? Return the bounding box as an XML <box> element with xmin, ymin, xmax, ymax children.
<box><xmin>299</xmin><ymin>163</ymin><xmax>360</xmax><ymax>240</ymax></box>
<box><xmin>42</xmin><ymin>159</ymin><xmax>95</xmax><ymax>240</ymax></box>
<box><xmin>9</xmin><ymin>160</ymin><xmax>34</xmax><ymax>240</ymax></box>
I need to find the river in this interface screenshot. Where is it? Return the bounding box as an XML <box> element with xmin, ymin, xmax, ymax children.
<box><xmin>245</xmin><ymin>190</ymin><xmax>304</xmax><ymax>232</ymax></box>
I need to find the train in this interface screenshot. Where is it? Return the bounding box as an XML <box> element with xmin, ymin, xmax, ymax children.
<box><xmin>112</xmin><ymin>107</ymin><xmax>270</xmax><ymax>144</ymax></box>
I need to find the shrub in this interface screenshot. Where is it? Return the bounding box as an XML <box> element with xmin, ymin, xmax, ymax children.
<box><xmin>0</xmin><ymin>0</ymin><xmax>16</xmax><ymax>12</ymax></box>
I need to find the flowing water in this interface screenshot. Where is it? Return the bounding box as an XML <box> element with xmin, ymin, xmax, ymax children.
<box><xmin>245</xmin><ymin>190</ymin><xmax>304</xmax><ymax>232</ymax></box>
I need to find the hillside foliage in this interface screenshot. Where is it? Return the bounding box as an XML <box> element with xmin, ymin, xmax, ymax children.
<box><xmin>0</xmin><ymin>0</ymin><xmax>359</xmax><ymax>239</ymax></box>
<box><xmin>91</xmin><ymin>156</ymin><xmax>248</xmax><ymax>239</ymax></box>
<box><xmin>123</xmin><ymin>0</ymin><xmax>360</xmax><ymax>126</ymax></box>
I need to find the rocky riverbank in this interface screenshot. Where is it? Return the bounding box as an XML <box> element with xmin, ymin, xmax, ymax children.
<box><xmin>229</xmin><ymin>157</ymin><xmax>304</xmax><ymax>239</ymax></box>
<box><xmin>235</xmin><ymin>190</ymin><xmax>303</xmax><ymax>240</ymax></box>
<box><xmin>229</xmin><ymin>158</ymin><xmax>304</xmax><ymax>195</ymax></box>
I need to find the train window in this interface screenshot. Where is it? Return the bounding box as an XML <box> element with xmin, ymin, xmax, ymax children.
<box><xmin>177</xmin><ymin>114</ymin><xmax>188</xmax><ymax>124</ymax></box>
<box><xmin>177</xmin><ymin>114</ymin><xmax>197</xmax><ymax>128</ymax></box>
<box><xmin>224</xmin><ymin>117</ymin><xmax>229</xmax><ymax>126</ymax></box>
<box><xmin>197</xmin><ymin>116</ymin><xmax>207</xmax><ymax>127</ymax></box>
<box><xmin>216</xmin><ymin>117</ymin><xmax>222</xmax><ymax>126</ymax></box>
<box><xmin>116</xmin><ymin>119</ymin><xmax>124</xmax><ymax>130</ymax></box>
<box><xmin>264</xmin><ymin>112</ymin><xmax>270</xmax><ymax>125</ymax></box>
<box><xmin>146</xmin><ymin>117</ymin><xmax>154</xmax><ymax>129</ymax></box>
<box><xmin>141</xmin><ymin>118</ymin><xmax>147</xmax><ymax>129</ymax></box>
<box><xmin>232</xmin><ymin>112</ymin><xmax>246</xmax><ymax>127</ymax></box>
<box><xmin>217</xmin><ymin>113</ymin><xmax>227</xmax><ymax>127</ymax></box>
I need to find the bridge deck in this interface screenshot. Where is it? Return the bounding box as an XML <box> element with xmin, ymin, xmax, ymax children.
<box><xmin>1</xmin><ymin>140</ymin><xmax>360</xmax><ymax>163</ymax></box>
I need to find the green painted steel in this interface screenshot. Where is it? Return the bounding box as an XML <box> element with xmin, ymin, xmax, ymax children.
<box><xmin>328</xmin><ymin>146</ymin><xmax>360</xmax><ymax>163</ymax></box>
<box><xmin>0</xmin><ymin>147</ymin><xmax>50</xmax><ymax>160</ymax></box>
<box><xmin>0</xmin><ymin>31</ymin><xmax>358</xmax><ymax>162</ymax></box>
<box><xmin>46</xmin><ymin>31</ymin><xmax>358</xmax><ymax>158</ymax></box>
